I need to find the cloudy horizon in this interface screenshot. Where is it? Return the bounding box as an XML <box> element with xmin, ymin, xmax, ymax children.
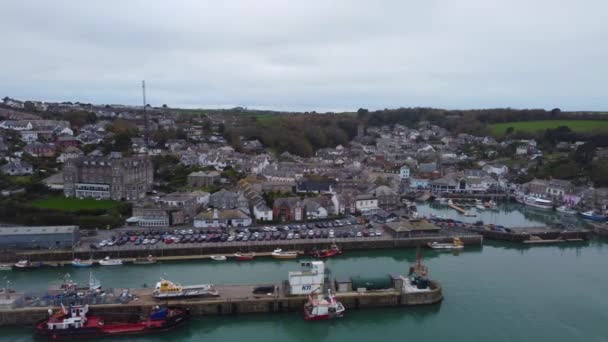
<box><xmin>1</xmin><ymin>0</ymin><xmax>607</xmax><ymax>112</ymax></box>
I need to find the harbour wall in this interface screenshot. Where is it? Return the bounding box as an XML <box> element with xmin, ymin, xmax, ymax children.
<box><xmin>0</xmin><ymin>236</ymin><xmax>483</xmax><ymax>263</ymax></box>
<box><xmin>0</xmin><ymin>283</ymin><xmax>443</xmax><ymax>327</ymax></box>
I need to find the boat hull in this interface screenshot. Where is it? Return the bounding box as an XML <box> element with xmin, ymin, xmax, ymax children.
<box><xmin>580</xmin><ymin>213</ymin><xmax>608</xmax><ymax>222</ymax></box>
<box><xmin>35</xmin><ymin>307</ymin><xmax>189</xmax><ymax>340</ymax></box>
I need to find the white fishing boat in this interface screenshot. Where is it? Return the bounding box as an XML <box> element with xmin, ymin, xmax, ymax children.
<box><xmin>209</xmin><ymin>255</ymin><xmax>227</xmax><ymax>261</ymax></box>
<box><xmin>427</xmin><ymin>237</ymin><xmax>464</xmax><ymax>250</ymax></box>
<box><xmin>303</xmin><ymin>289</ymin><xmax>345</xmax><ymax>321</ymax></box>
<box><xmin>475</xmin><ymin>200</ymin><xmax>485</xmax><ymax>211</ymax></box>
<box><xmin>271</xmin><ymin>249</ymin><xmax>298</xmax><ymax>259</ymax></box>
<box><xmin>522</xmin><ymin>195</ymin><xmax>553</xmax><ymax>210</ymax></box>
<box><xmin>0</xmin><ymin>264</ymin><xmax>12</xmax><ymax>271</ymax></box>
<box><xmin>484</xmin><ymin>200</ymin><xmax>498</xmax><ymax>210</ymax></box>
<box><xmin>98</xmin><ymin>256</ymin><xmax>123</xmax><ymax>266</ymax></box>
<box><xmin>556</xmin><ymin>205</ymin><xmax>578</xmax><ymax>215</ymax></box>
<box><xmin>464</xmin><ymin>210</ymin><xmax>477</xmax><ymax>217</ymax></box>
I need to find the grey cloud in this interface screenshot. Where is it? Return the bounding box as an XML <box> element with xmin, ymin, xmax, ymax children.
<box><xmin>0</xmin><ymin>0</ymin><xmax>606</xmax><ymax>111</ymax></box>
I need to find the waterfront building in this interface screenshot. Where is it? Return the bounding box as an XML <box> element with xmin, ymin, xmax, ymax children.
<box><xmin>193</xmin><ymin>208</ymin><xmax>252</xmax><ymax>228</ymax></box>
<box><xmin>0</xmin><ymin>225</ymin><xmax>79</xmax><ymax>249</ymax></box>
<box><xmin>63</xmin><ymin>155</ymin><xmax>153</xmax><ymax>201</ymax></box>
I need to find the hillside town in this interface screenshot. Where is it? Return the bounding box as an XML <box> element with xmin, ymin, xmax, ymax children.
<box><xmin>2</xmin><ymin>96</ymin><xmax>608</xmax><ymax>232</ymax></box>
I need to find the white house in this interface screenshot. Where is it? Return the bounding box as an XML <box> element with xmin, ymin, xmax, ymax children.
<box><xmin>253</xmin><ymin>202</ymin><xmax>273</xmax><ymax>221</ymax></box>
<box><xmin>399</xmin><ymin>165</ymin><xmax>410</xmax><ymax>180</ymax></box>
<box><xmin>354</xmin><ymin>194</ymin><xmax>380</xmax><ymax>215</ymax></box>
<box><xmin>193</xmin><ymin>208</ymin><xmax>252</xmax><ymax>228</ymax></box>
<box><xmin>482</xmin><ymin>164</ymin><xmax>509</xmax><ymax>177</ymax></box>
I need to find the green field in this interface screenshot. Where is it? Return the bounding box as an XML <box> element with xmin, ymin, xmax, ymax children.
<box><xmin>31</xmin><ymin>197</ymin><xmax>120</xmax><ymax>211</ymax></box>
<box><xmin>490</xmin><ymin>120</ymin><xmax>608</xmax><ymax>136</ymax></box>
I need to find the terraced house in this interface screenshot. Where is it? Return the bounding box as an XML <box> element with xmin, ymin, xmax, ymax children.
<box><xmin>63</xmin><ymin>155</ymin><xmax>153</xmax><ymax>200</ymax></box>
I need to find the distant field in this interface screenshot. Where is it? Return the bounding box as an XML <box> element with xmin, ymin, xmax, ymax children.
<box><xmin>31</xmin><ymin>197</ymin><xmax>120</xmax><ymax>211</ymax></box>
<box><xmin>490</xmin><ymin>120</ymin><xmax>608</xmax><ymax>136</ymax></box>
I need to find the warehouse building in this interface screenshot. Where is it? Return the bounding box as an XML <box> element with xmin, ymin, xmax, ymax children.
<box><xmin>0</xmin><ymin>226</ymin><xmax>79</xmax><ymax>249</ymax></box>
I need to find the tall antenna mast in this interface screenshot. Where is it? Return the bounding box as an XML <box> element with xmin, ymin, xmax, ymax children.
<box><xmin>142</xmin><ymin>80</ymin><xmax>149</xmax><ymax>147</ymax></box>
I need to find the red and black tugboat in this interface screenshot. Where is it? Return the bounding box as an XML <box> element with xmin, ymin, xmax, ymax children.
<box><xmin>310</xmin><ymin>243</ymin><xmax>342</xmax><ymax>258</ymax></box>
<box><xmin>35</xmin><ymin>304</ymin><xmax>189</xmax><ymax>339</ymax></box>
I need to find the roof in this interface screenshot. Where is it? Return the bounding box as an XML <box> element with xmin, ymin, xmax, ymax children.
<box><xmin>0</xmin><ymin>225</ymin><xmax>78</xmax><ymax>236</ymax></box>
<box><xmin>383</xmin><ymin>220</ymin><xmax>439</xmax><ymax>232</ymax></box>
<box><xmin>195</xmin><ymin>209</ymin><xmax>249</xmax><ymax>220</ymax></box>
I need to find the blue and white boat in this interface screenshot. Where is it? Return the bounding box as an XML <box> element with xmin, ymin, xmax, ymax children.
<box><xmin>579</xmin><ymin>211</ymin><xmax>608</xmax><ymax>222</ymax></box>
<box><xmin>71</xmin><ymin>258</ymin><xmax>94</xmax><ymax>268</ymax></box>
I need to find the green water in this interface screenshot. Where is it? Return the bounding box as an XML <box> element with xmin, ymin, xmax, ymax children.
<box><xmin>2</xmin><ymin>239</ymin><xmax>608</xmax><ymax>341</ymax></box>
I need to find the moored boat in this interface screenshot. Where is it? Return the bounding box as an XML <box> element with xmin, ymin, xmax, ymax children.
<box><xmin>484</xmin><ymin>200</ymin><xmax>498</xmax><ymax>210</ymax></box>
<box><xmin>13</xmin><ymin>260</ymin><xmax>43</xmax><ymax>271</ymax></box>
<box><xmin>271</xmin><ymin>249</ymin><xmax>298</xmax><ymax>259</ymax></box>
<box><xmin>71</xmin><ymin>258</ymin><xmax>94</xmax><ymax>268</ymax></box>
<box><xmin>35</xmin><ymin>304</ymin><xmax>189</xmax><ymax>339</ymax></box>
<box><xmin>522</xmin><ymin>195</ymin><xmax>553</xmax><ymax>210</ymax></box>
<box><xmin>556</xmin><ymin>205</ymin><xmax>578</xmax><ymax>215</ymax></box>
<box><xmin>98</xmin><ymin>256</ymin><xmax>123</xmax><ymax>266</ymax></box>
<box><xmin>234</xmin><ymin>253</ymin><xmax>255</xmax><ymax>261</ymax></box>
<box><xmin>0</xmin><ymin>264</ymin><xmax>13</xmax><ymax>271</ymax></box>
<box><xmin>209</xmin><ymin>255</ymin><xmax>227</xmax><ymax>261</ymax></box>
<box><xmin>153</xmin><ymin>278</ymin><xmax>219</xmax><ymax>299</ymax></box>
<box><xmin>303</xmin><ymin>289</ymin><xmax>345</xmax><ymax>321</ymax></box>
<box><xmin>133</xmin><ymin>255</ymin><xmax>157</xmax><ymax>265</ymax></box>
<box><xmin>310</xmin><ymin>244</ymin><xmax>342</xmax><ymax>258</ymax></box>
<box><xmin>427</xmin><ymin>237</ymin><xmax>464</xmax><ymax>250</ymax></box>
<box><xmin>580</xmin><ymin>210</ymin><xmax>608</xmax><ymax>222</ymax></box>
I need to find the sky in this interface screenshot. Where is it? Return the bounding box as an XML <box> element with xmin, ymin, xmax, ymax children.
<box><xmin>0</xmin><ymin>0</ymin><xmax>606</xmax><ymax>112</ymax></box>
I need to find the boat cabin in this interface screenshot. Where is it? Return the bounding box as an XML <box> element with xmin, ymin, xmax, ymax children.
<box><xmin>46</xmin><ymin>305</ymin><xmax>89</xmax><ymax>330</ymax></box>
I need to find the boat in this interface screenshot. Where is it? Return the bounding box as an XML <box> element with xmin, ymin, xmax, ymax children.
<box><xmin>427</xmin><ymin>237</ymin><xmax>464</xmax><ymax>250</ymax></box>
<box><xmin>153</xmin><ymin>278</ymin><xmax>219</xmax><ymax>299</ymax></box>
<box><xmin>234</xmin><ymin>253</ymin><xmax>255</xmax><ymax>261</ymax></box>
<box><xmin>209</xmin><ymin>255</ymin><xmax>227</xmax><ymax>261</ymax></box>
<box><xmin>98</xmin><ymin>256</ymin><xmax>123</xmax><ymax>266</ymax></box>
<box><xmin>522</xmin><ymin>195</ymin><xmax>553</xmax><ymax>210</ymax></box>
<box><xmin>35</xmin><ymin>304</ymin><xmax>189</xmax><ymax>339</ymax></box>
<box><xmin>556</xmin><ymin>205</ymin><xmax>578</xmax><ymax>215</ymax></box>
<box><xmin>303</xmin><ymin>289</ymin><xmax>345</xmax><ymax>321</ymax></box>
<box><xmin>133</xmin><ymin>255</ymin><xmax>157</xmax><ymax>265</ymax></box>
<box><xmin>0</xmin><ymin>264</ymin><xmax>12</xmax><ymax>271</ymax></box>
<box><xmin>71</xmin><ymin>258</ymin><xmax>94</xmax><ymax>268</ymax></box>
<box><xmin>271</xmin><ymin>249</ymin><xmax>298</xmax><ymax>259</ymax></box>
<box><xmin>580</xmin><ymin>210</ymin><xmax>608</xmax><ymax>222</ymax></box>
<box><xmin>13</xmin><ymin>260</ymin><xmax>43</xmax><ymax>271</ymax></box>
<box><xmin>89</xmin><ymin>271</ymin><xmax>101</xmax><ymax>291</ymax></box>
<box><xmin>484</xmin><ymin>200</ymin><xmax>498</xmax><ymax>210</ymax></box>
<box><xmin>310</xmin><ymin>244</ymin><xmax>342</xmax><ymax>258</ymax></box>
<box><xmin>464</xmin><ymin>210</ymin><xmax>477</xmax><ymax>217</ymax></box>
<box><xmin>475</xmin><ymin>200</ymin><xmax>485</xmax><ymax>211</ymax></box>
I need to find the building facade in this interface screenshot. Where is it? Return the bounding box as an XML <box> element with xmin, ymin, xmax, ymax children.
<box><xmin>63</xmin><ymin>156</ymin><xmax>153</xmax><ymax>201</ymax></box>
<box><xmin>0</xmin><ymin>226</ymin><xmax>79</xmax><ymax>249</ymax></box>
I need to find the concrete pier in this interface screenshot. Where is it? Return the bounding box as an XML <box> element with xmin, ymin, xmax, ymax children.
<box><xmin>0</xmin><ymin>282</ymin><xmax>443</xmax><ymax>327</ymax></box>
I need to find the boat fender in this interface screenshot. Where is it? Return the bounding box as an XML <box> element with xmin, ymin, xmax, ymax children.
<box><xmin>98</xmin><ymin>320</ymin><xmax>104</xmax><ymax>326</ymax></box>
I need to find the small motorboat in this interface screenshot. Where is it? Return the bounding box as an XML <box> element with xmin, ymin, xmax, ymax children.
<box><xmin>271</xmin><ymin>249</ymin><xmax>298</xmax><ymax>259</ymax></box>
<box><xmin>234</xmin><ymin>253</ymin><xmax>255</xmax><ymax>261</ymax></box>
<box><xmin>209</xmin><ymin>255</ymin><xmax>227</xmax><ymax>261</ymax></box>
<box><xmin>133</xmin><ymin>255</ymin><xmax>157</xmax><ymax>265</ymax></box>
<box><xmin>475</xmin><ymin>200</ymin><xmax>485</xmax><ymax>211</ymax></box>
<box><xmin>463</xmin><ymin>210</ymin><xmax>477</xmax><ymax>217</ymax></box>
<box><xmin>71</xmin><ymin>258</ymin><xmax>94</xmax><ymax>268</ymax></box>
<box><xmin>303</xmin><ymin>289</ymin><xmax>345</xmax><ymax>321</ymax></box>
<box><xmin>427</xmin><ymin>237</ymin><xmax>464</xmax><ymax>250</ymax></box>
<box><xmin>0</xmin><ymin>264</ymin><xmax>13</xmax><ymax>271</ymax></box>
<box><xmin>556</xmin><ymin>205</ymin><xmax>578</xmax><ymax>215</ymax></box>
<box><xmin>13</xmin><ymin>260</ymin><xmax>43</xmax><ymax>271</ymax></box>
<box><xmin>98</xmin><ymin>256</ymin><xmax>123</xmax><ymax>266</ymax></box>
<box><xmin>310</xmin><ymin>244</ymin><xmax>342</xmax><ymax>258</ymax></box>
<box><xmin>580</xmin><ymin>210</ymin><xmax>608</xmax><ymax>222</ymax></box>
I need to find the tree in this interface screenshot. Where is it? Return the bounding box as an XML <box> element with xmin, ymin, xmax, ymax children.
<box><xmin>162</xmin><ymin>104</ymin><xmax>168</xmax><ymax>108</ymax></box>
<box><xmin>218</xmin><ymin>123</ymin><xmax>226</xmax><ymax>134</ymax></box>
<box><xmin>506</xmin><ymin>127</ymin><xmax>515</xmax><ymax>135</ymax></box>
<box><xmin>573</xmin><ymin>142</ymin><xmax>596</xmax><ymax>166</ymax></box>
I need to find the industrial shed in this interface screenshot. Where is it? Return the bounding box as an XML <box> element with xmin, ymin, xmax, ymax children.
<box><xmin>0</xmin><ymin>226</ymin><xmax>79</xmax><ymax>249</ymax></box>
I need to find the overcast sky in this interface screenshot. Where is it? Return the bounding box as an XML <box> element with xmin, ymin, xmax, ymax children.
<box><xmin>1</xmin><ymin>0</ymin><xmax>606</xmax><ymax>111</ymax></box>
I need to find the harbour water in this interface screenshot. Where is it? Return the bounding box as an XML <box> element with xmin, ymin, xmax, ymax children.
<box><xmin>2</xmin><ymin>238</ymin><xmax>608</xmax><ymax>341</ymax></box>
<box><xmin>417</xmin><ymin>202</ymin><xmax>585</xmax><ymax>227</ymax></box>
